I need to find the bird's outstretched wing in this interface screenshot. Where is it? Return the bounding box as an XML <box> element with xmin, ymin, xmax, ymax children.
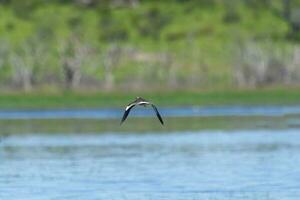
<box><xmin>120</xmin><ymin>103</ymin><xmax>136</xmax><ymax>124</ymax></box>
<box><xmin>151</xmin><ymin>104</ymin><xmax>164</xmax><ymax>125</ymax></box>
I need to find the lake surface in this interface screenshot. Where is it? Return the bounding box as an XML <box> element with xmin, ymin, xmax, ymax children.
<box><xmin>1</xmin><ymin>105</ymin><xmax>300</xmax><ymax>119</ymax></box>
<box><xmin>1</xmin><ymin>106</ymin><xmax>300</xmax><ymax>200</ymax></box>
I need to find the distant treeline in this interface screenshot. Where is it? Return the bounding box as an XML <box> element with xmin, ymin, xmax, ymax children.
<box><xmin>0</xmin><ymin>0</ymin><xmax>300</xmax><ymax>91</ymax></box>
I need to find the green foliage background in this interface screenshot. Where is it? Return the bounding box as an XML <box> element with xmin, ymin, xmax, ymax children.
<box><xmin>0</xmin><ymin>0</ymin><xmax>300</xmax><ymax>92</ymax></box>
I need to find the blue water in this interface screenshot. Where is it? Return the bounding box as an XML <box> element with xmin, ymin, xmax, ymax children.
<box><xmin>1</xmin><ymin>130</ymin><xmax>300</xmax><ymax>200</ymax></box>
<box><xmin>0</xmin><ymin>105</ymin><xmax>300</xmax><ymax>119</ymax></box>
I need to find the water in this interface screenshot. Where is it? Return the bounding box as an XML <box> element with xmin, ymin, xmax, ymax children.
<box><xmin>1</xmin><ymin>105</ymin><xmax>300</xmax><ymax>119</ymax></box>
<box><xmin>1</xmin><ymin>106</ymin><xmax>300</xmax><ymax>200</ymax></box>
<box><xmin>1</xmin><ymin>131</ymin><xmax>300</xmax><ymax>200</ymax></box>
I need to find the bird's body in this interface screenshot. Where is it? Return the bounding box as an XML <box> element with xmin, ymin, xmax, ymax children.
<box><xmin>121</xmin><ymin>97</ymin><xmax>164</xmax><ymax>125</ymax></box>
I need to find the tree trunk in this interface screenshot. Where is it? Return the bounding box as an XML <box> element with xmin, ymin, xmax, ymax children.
<box><xmin>22</xmin><ymin>68</ymin><xmax>32</xmax><ymax>92</ymax></box>
<box><xmin>104</xmin><ymin>70</ymin><xmax>114</xmax><ymax>90</ymax></box>
<box><xmin>283</xmin><ymin>0</ymin><xmax>291</xmax><ymax>20</ymax></box>
<box><xmin>63</xmin><ymin>63</ymin><xmax>81</xmax><ymax>90</ymax></box>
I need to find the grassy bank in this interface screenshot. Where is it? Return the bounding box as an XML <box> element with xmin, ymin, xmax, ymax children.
<box><xmin>0</xmin><ymin>88</ymin><xmax>299</xmax><ymax>109</ymax></box>
<box><xmin>0</xmin><ymin>115</ymin><xmax>293</xmax><ymax>135</ymax></box>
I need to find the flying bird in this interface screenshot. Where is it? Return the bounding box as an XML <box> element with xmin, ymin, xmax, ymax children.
<box><xmin>120</xmin><ymin>97</ymin><xmax>164</xmax><ymax>125</ymax></box>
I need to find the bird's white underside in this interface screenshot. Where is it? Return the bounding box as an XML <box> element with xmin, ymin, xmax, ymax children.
<box><xmin>125</xmin><ymin>101</ymin><xmax>150</xmax><ymax>111</ymax></box>
<box><xmin>125</xmin><ymin>105</ymin><xmax>133</xmax><ymax>111</ymax></box>
<box><xmin>137</xmin><ymin>101</ymin><xmax>149</xmax><ymax>105</ymax></box>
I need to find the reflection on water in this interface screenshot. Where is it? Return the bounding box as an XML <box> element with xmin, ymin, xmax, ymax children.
<box><xmin>1</xmin><ymin>130</ymin><xmax>300</xmax><ymax>200</ymax></box>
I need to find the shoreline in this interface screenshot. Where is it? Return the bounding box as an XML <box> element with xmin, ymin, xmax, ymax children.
<box><xmin>0</xmin><ymin>88</ymin><xmax>299</xmax><ymax>109</ymax></box>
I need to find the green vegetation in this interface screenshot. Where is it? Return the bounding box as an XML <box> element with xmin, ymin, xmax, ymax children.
<box><xmin>0</xmin><ymin>89</ymin><xmax>299</xmax><ymax>109</ymax></box>
<box><xmin>0</xmin><ymin>115</ymin><xmax>297</xmax><ymax>135</ymax></box>
<box><xmin>0</xmin><ymin>0</ymin><xmax>300</xmax><ymax>92</ymax></box>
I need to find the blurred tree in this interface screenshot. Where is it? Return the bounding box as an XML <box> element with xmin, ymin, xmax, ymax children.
<box><xmin>282</xmin><ymin>0</ymin><xmax>300</xmax><ymax>40</ymax></box>
<box><xmin>102</xmin><ymin>45</ymin><xmax>123</xmax><ymax>90</ymax></box>
<box><xmin>59</xmin><ymin>36</ymin><xmax>92</xmax><ymax>90</ymax></box>
<box><xmin>8</xmin><ymin>39</ymin><xmax>46</xmax><ymax>91</ymax></box>
<box><xmin>9</xmin><ymin>0</ymin><xmax>42</xmax><ymax>19</ymax></box>
<box><xmin>1</xmin><ymin>0</ymin><xmax>300</xmax><ymax>91</ymax></box>
<box><xmin>283</xmin><ymin>0</ymin><xmax>291</xmax><ymax>19</ymax></box>
<box><xmin>244</xmin><ymin>0</ymin><xmax>272</xmax><ymax>9</ymax></box>
<box><xmin>134</xmin><ymin>6</ymin><xmax>171</xmax><ymax>39</ymax></box>
<box><xmin>98</xmin><ymin>2</ymin><xmax>129</xmax><ymax>42</ymax></box>
<box><xmin>0</xmin><ymin>0</ymin><xmax>9</xmax><ymax>4</ymax></box>
<box><xmin>223</xmin><ymin>1</ymin><xmax>241</xmax><ymax>24</ymax></box>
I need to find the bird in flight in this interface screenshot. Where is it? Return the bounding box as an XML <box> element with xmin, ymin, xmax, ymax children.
<box><xmin>120</xmin><ymin>97</ymin><xmax>164</xmax><ymax>125</ymax></box>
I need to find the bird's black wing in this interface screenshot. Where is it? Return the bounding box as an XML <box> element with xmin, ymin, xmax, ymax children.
<box><xmin>151</xmin><ymin>104</ymin><xmax>164</xmax><ymax>125</ymax></box>
<box><xmin>120</xmin><ymin>103</ymin><xmax>136</xmax><ymax>124</ymax></box>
